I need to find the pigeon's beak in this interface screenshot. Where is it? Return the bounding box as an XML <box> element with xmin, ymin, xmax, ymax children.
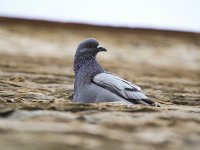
<box><xmin>97</xmin><ymin>45</ymin><xmax>107</xmax><ymax>52</ymax></box>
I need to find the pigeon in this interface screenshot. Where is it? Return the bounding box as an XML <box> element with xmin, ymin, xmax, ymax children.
<box><xmin>73</xmin><ymin>38</ymin><xmax>157</xmax><ymax>106</ymax></box>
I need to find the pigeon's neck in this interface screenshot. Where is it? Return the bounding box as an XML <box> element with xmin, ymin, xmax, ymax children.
<box><xmin>74</xmin><ymin>56</ymin><xmax>104</xmax><ymax>78</ymax></box>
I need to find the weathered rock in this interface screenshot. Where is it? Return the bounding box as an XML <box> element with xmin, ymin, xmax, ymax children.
<box><xmin>0</xmin><ymin>18</ymin><xmax>200</xmax><ymax>150</ymax></box>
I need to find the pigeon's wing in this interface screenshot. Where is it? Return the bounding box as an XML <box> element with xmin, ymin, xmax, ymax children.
<box><xmin>93</xmin><ymin>72</ymin><xmax>155</xmax><ymax>105</ymax></box>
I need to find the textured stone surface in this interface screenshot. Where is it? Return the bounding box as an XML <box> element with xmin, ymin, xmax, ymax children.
<box><xmin>0</xmin><ymin>19</ymin><xmax>200</xmax><ymax>150</ymax></box>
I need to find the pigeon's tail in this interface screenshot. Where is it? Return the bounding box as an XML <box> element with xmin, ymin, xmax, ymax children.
<box><xmin>130</xmin><ymin>98</ymin><xmax>160</xmax><ymax>107</ymax></box>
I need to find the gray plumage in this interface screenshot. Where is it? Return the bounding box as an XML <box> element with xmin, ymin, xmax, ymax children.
<box><xmin>73</xmin><ymin>38</ymin><xmax>156</xmax><ymax>106</ymax></box>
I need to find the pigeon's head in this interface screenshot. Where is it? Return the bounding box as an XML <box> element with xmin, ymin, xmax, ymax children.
<box><xmin>75</xmin><ymin>38</ymin><xmax>107</xmax><ymax>58</ymax></box>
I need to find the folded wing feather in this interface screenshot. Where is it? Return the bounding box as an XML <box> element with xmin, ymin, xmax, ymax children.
<box><xmin>93</xmin><ymin>72</ymin><xmax>149</xmax><ymax>100</ymax></box>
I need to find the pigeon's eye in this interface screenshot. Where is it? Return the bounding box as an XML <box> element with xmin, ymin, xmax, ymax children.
<box><xmin>86</xmin><ymin>44</ymin><xmax>92</xmax><ymax>48</ymax></box>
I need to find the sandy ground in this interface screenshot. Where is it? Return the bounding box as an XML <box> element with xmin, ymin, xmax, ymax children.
<box><xmin>0</xmin><ymin>19</ymin><xmax>200</xmax><ymax>150</ymax></box>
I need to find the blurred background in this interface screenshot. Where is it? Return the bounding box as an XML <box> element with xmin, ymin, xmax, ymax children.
<box><xmin>0</xmin><ymin>0</ymin><xmax>200</xmax><ymax>70</ymax></box>
<box><xmin>0</xmin><ymin>0</ymin><xmax>200</xmax><ymax>32</ymax></box>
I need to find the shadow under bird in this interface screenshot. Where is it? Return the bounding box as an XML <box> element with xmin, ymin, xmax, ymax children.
<box><xmin>73</xmin><ymin>38</ymin><xmax>157</xmax><ymax>106</ymax></box>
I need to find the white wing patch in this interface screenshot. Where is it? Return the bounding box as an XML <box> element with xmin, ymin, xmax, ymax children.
<box><xmin>93</xmin><ymin>72</ymin><xmax>149</xmax><ymax>100</ymax></box>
